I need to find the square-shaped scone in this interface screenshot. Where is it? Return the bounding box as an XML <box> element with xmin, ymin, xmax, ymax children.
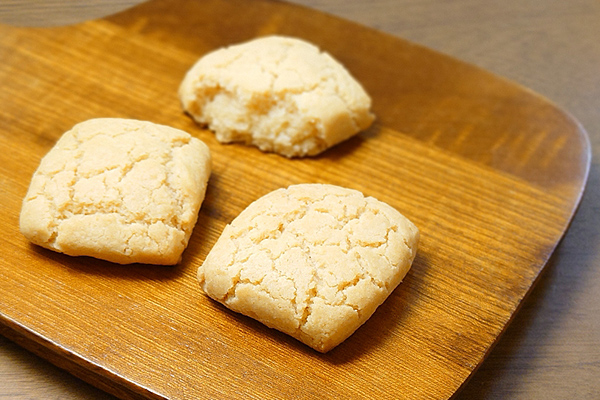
<box><xmin>179</xmin><ymin>35</ymin><xmax>375</xmax><ymax>158</ymax></box>
<box><xmin>20</xmin><ymin>118</ymin><xmax>211</xmax><ymax>265</ymax></box>
<box><xmin>198</xmin><ymin>183</ymin><xmax>419</xmax><ymax>352</ymax></box>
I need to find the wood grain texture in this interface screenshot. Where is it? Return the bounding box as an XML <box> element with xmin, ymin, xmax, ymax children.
<box><xmin>0</xmin><ymin>0</ymin><xmax>594</xmax><ymax>399</ymax></box>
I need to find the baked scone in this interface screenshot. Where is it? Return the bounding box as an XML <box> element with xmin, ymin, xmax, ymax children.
<box><xmin>20</xmin><ymin>118</ymin><xmax>211</xmax><ymax>265</ymax></box>
<box><xmin>198</xmin><ymin>183</ymin><xmax>419</xmax><ymax>352</ymax></box>
<box><xmin>179</xmin><ymin>35</ymin><xmax>375</xmax><ymax>158</ymax></box>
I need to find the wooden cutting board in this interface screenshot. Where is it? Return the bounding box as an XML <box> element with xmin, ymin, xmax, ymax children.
<box><xmin>0</xmin><ymin>0</ymin><xmax>591</xmax><ymax>398</ymax></box>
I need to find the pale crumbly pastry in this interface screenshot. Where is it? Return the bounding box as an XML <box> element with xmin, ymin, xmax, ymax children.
<box><xmin>20</xmin><ymin>118</ymin><xmax>211</xmax><ymax>265</ymax></box>
<box><xmin>198</xmin><ymin>183</ymin><xmax>419</xmax><ymax>352</ymax></box>
<box><xmin>179</xmin><ymin>35</ymin><xmax>375</xmax><ymax>158</ymax></box>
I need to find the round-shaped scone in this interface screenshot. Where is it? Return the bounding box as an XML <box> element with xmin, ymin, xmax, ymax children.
<box><xmin>20</xmin><ymin>118</ymin><xmax>211</xmax><ymax>265</ymax></box>
<box><xmin>198</xmin><ymin>183</ymin><xmax>419</xmax><ymax>352</ymax></box>
<box><xmin>179</xmin><ymin>35</ymin><xmax>375</xmax><ymax>158</ymax></box>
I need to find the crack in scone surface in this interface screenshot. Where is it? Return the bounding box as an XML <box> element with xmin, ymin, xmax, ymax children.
<box><xmin>200</xmin><ymin>184</ymin><xmax>418</xmax><ymax>350</ymax></box>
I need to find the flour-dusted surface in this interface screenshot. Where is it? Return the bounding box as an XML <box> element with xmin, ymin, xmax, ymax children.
<box><xmin>19</xmin><ymin>118</ymin><xmax>211</xmax><ymax>265</ymax></box>
<box><xmin>179</xmin><ymin>35</ymin><xmax>375</xmax><ymax>158</ymax></box>
<box><xmin>198</xmin><ymin>183</ymin><xmax>419</xmax><ymax>352</ymax></box>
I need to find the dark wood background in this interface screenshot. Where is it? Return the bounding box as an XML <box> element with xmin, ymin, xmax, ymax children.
<box><xmin>0</xmin><ymin>0</ymin><xmax>598</xmax><ymax>398</ymax></box>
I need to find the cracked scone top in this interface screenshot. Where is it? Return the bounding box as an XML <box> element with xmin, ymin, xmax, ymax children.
<box><xmin>198</xmin><ymin>183</ymin><xmax>419</xmax><ymax>352</ymax></box>
<box><xmin>19</xmin><ymin>118</ymin><xmax>211</xmax><ymax>265</ymax></box>
<box><xmin>179</xmin><ymin>35</ymin><xmax>375</xmax><ymax>157</ymax></box>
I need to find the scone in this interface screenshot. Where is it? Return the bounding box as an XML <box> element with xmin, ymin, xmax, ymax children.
<box><xmin>179</xmin><ymin>35</ymin><xmax>375</xmax><ymax>158</ymax></box>
<box><xmin>20</xmin><ymin>118</ymin><xmax>211</xmax><ymax>265</ymax></box>
<box><xmin>198</xmin><ymin>183</ymin><xmax>419</xmax><ymax>352</ymax></box>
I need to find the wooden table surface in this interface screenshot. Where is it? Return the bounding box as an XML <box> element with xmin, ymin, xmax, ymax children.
<box><xmin>0</xmin><ymin>0</ymin><xmax>598</xmax><ymax>398</ymax></box>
